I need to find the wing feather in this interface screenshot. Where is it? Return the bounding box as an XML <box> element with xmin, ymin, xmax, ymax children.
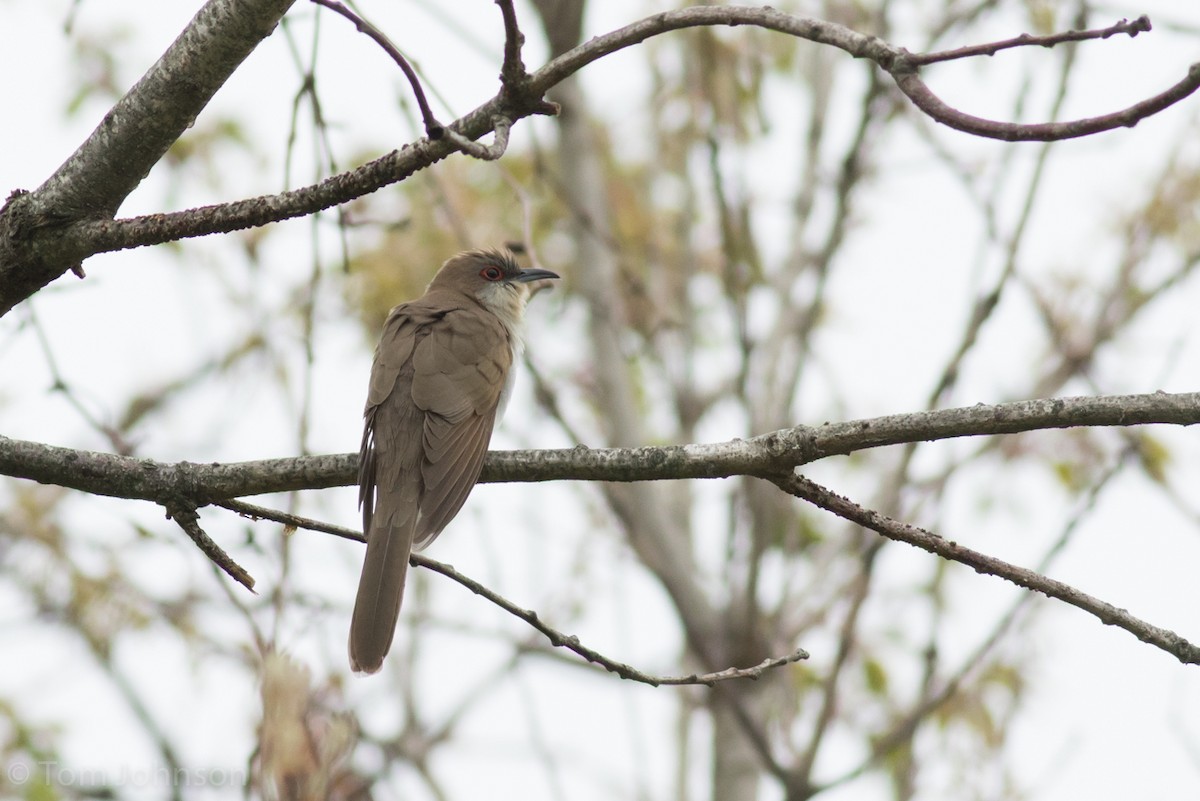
<box><xmin>408</xmin><ymin>303</ymin><xmax>512</xmax><ymax>547</ymax></box>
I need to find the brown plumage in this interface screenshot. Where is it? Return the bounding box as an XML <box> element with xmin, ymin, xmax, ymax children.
<box><xmin>350</xmin><ymin>249</ymin><xmax>559</xmax><ymax>674</ymax></box>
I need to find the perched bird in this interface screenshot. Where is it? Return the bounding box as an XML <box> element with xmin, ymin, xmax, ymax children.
<box><xmin>350</xmin><ymin>249</ymin><xmax>559</xmax><ymax>674</ymax></box>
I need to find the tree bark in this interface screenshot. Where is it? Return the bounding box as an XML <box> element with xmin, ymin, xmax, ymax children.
<box><xmin>0</xmin><ymin>0</ymin><xmax>297</xmax><ymax>315</ymax></box>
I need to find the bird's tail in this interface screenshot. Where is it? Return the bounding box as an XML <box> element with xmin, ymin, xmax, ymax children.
<box><xmin>349</xmin><ymin>491</ymin><xmax>418</xmax><ymax>674</ymax></box>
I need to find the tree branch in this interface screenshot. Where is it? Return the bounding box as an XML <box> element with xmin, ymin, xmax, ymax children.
<box><xmin>527</xmin><ymin>7</ymin><xmax>1198</xmax><ymax>143</ymax></box>
<box><xmin>485</xmin><ymin>392</ymin><xmax>1200</xmax><ymax>482</ymax></box>
<box><xmin>909</xmin><ymin>14</ymin><xmax>1152</xmax><ymax>65</ymax></box>
<box><xmin>164</xmin><ymin>500</ymin><xmax>257</xmax><ymax>592</ymax></box>
<box><xmin>424</xmin><ymin>551</ymin><xmax>808</xmax><ymax>687</ymax></box>
<box><xmin>891</xmin><ymin>60</ymin><xmax>1200</xmax><ymax>142</ymax></box>
<box><xmin>5</xmin><ymin>7</ymin><xmax>1192</xmax><ymax>314</ymax></box>
<box><xmin>3</xmin><ymin>393</ymin><xmax>1198</xmax><ymax>499</ymax></box>
<box><xmin>773</xmin><ymin>473</ymin><xmax>1200</xmax><ymax>666</ymax></box>
<box><xmin>220</xmin><ymin>497</ymin><xmax>806</xmax><ymax>685</ymax></box>
<box><xmin>309</xmin><ymin>0</ymin><xmax>444</xmax><ymax>138</ymax></box>
<box><xmin>0</xmin><ymin>0</ymin><xmax>299</xmax><ymax>314</ymax></box>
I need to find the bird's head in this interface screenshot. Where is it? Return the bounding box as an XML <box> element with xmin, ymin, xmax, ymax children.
<box><xmin>430</xmin><ymin>249</ymin><xmax>559</xmax><ymax>329</ymax></box>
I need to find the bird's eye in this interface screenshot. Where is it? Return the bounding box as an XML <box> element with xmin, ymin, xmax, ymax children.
<box><xmin>480</xmin><ymin>265</ymin><xmax>504</xmax><ymax>281</ymax></box>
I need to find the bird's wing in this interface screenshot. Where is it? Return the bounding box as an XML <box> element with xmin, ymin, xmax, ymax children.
<box><xmin>358</xmin><ymin>301</ymin><xmax>438</xmax><ymax>534</ymax></box>
<box><xmin>410</xmin><ymin>299</ymin><xmax>513</xmax><ymax>547</ymax></box>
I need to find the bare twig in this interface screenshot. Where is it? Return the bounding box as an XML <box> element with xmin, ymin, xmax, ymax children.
<box><xmin>217</xmin><ymin>497</ymin><xmax>363</xmax><ymax>542</ymax></box>
<box><xmin>910</xmin><ymin>14</ymin><xmax>1152</xmax><ymax>65</ymax></box>
<box><xmin>426</xmin><ymin>549</ymin><xmax>808</xmax><ymax>686</ymax></box>
<box><xmin>163</xmin><ymin>501</ymin><xmax>256</xmax><ymax>592</ymax></box>
<box><xmin>773</xmin><ymin>473</ymin><xmax>1200</xmax><ymax>666</ymax></box>
<box><xmin>216</xmin><ymin>498</ymin><xmax>805</xmax><ymax>685</ymax></box>
<box><xmin>309</xmin><ymin>0</ymin><xmax>444</xmax><ymax>139</ymax></box>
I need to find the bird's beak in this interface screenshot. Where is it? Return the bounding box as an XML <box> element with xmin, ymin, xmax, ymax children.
<box><xmin>513</xmin><ymin>268</ymin><xmax>560</xmax><ymax>283</ymax></box>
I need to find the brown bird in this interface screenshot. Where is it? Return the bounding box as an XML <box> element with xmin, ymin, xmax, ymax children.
<box><xmin>350</xmin><ymin>249</ymin><xmax>559</xmax><ymax>674</ymax></box>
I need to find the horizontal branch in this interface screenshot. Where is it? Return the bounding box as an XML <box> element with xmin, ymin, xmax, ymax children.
<box><xmin>528</xmin><ymin>5</ymin><xmax>881</xmax><ymax>94</ymax></box>
<box><xmin>485</xmin><ymin>392</ymin><xmax>1200</xmax><ymax>482</ymax></box>
<box><xmin>2</xmin><ymin>393</ymin><xmax>1197</xmax><ymax>503</ymax></box>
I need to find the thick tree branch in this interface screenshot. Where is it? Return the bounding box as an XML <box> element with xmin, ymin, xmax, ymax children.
<box><xmin>2</xmin><ymin>393</ymin><xmax>1198</xmax><ymax>500</ymax></box>
<box><xmin>0</xmin><ymin>0</ymin><xmax>299</xmax><ymax>314</ymax></box>
<box><xmin>774</xmin><ymin>473</ymin><xmax>1200</xmax><ymax>666</ymax></box>
<box><xmin>5</xmin><ymin>393</ymin><xmax>1197</xmax><ymax>667</ymax></box>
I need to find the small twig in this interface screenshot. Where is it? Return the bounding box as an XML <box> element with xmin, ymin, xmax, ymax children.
<box><xmin>27</xmin><ymin>307</ymin><xmax>134</xmax><ymax>455</ymax></box>
<box><xmin>910</xmin><ymin>15</ymin><xmax>1153</xmax><ymax>65</ymax></box>
<box><xmin>308</xmin><ymin>0</ymin><xmax>516</xmax><ymax>159</ymax></box>
<box><xmin>442</xmin><ymin>115</ymin><xmax>512</xmax><ymax>160</ymax></box>
<box><xmin>425</xmin><ymin>550</ymin><xmax>808</xmax><ymax>686</ymax></box>
<box><xmin>215</xmin><ymin>497</ymin><xmax>363</xmax><ymax>542</ymax></box>
<box><xmin>309</xmin><ymin>0</ymin><xmax>444</xmax><ymax>139</ymax></box>
<box><xmin>774</xmin><ymin>473</ymin><xmax>1200</xmax><ymax>666</ymax></box>
<box><xmin>213</xmin><ymin>498</ymin><xmax>805</xmax><ymax>684</ymax></box>
<box><xmin>164</xmin><ymin>501</ymin><xmax>256</xmax><ymax>592</ymax></box>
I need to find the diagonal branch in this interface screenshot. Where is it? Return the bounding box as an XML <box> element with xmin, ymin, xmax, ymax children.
<box><xmin>219</xmin><ymin>497</ymin><xmax>806</xmax><ymax>685</ymax></box>
<box><xmin>422</xmin><ymin>550</ymin><xmax>808</xmax><ymax>687</ymax></box>
<box><xmin>773</xmin><ymin>473</ymin><xmax>1200</xmax><ymax>666</ymax></box>
<box><xmin>309</xmin><ymin>0</ymin><xmax>444</xmax><ymax>138</ymax></box>
<box><xmin>163</xmin><ymin>500</ymin><xmax>256</xmax><ymax>591</ymax></box>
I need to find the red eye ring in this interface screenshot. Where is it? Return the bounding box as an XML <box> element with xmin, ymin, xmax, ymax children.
<box><xmin>480</xmin><ymin>265</ymin><xmax>504</xmax><ymax>281</ymax></box>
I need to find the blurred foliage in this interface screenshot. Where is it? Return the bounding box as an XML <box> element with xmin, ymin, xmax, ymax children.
<box><xmin>64</xmin><ymin>26</ymin><xmax>132</xmax><ymax>117</ymax></box>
